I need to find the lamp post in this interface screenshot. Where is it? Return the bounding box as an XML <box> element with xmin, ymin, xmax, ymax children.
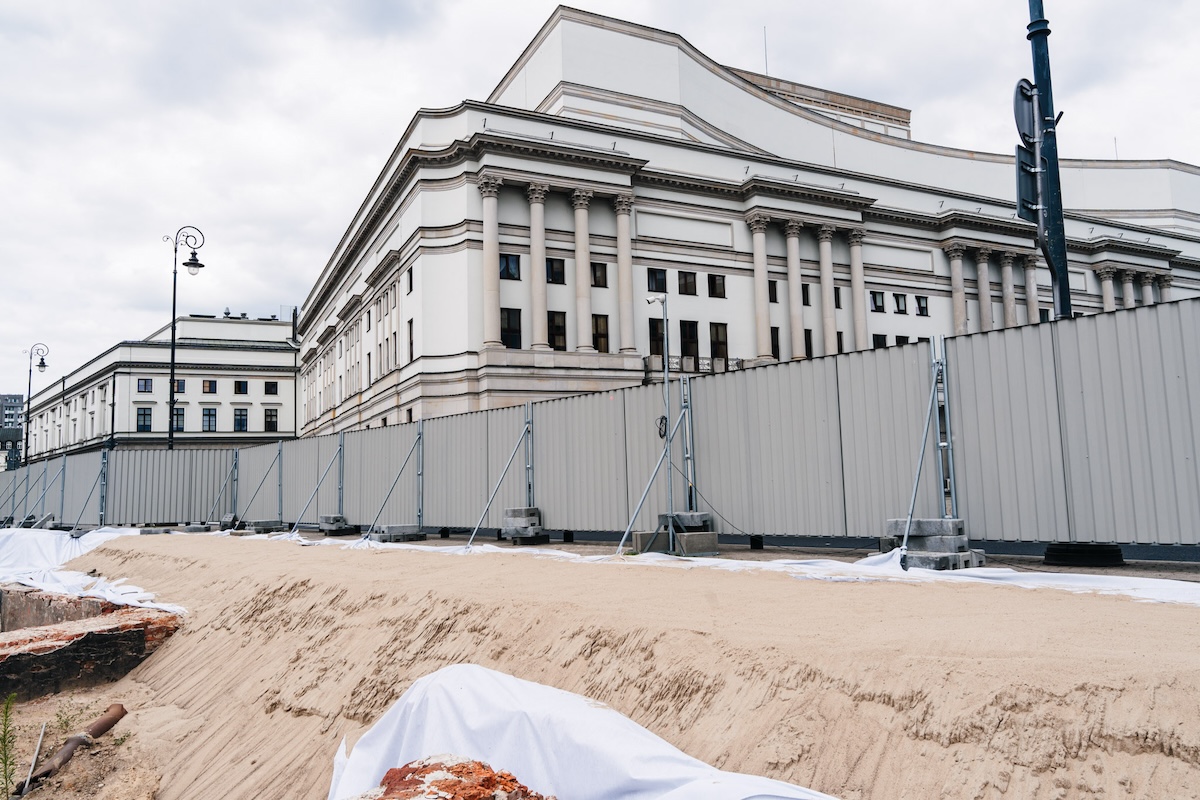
<box><xmin>23</xmin><ymin>343</ymin><xmax>48</xmax><ymax>466</ymax></box>
<box><xmin>647</xmin><ymin>293</ymin><xmax>675</xmax><ymax>552</ymax></box>
<box><xmin>163</xmin><ymin>226</ymin><xmax>205</xmax><ymax>450</ymax></box>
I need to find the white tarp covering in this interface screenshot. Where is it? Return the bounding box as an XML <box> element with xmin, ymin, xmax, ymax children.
<box><xmin>328</xmin><ymin>664</ymin><xmax>837</xmax><ymax>800</ymax></box>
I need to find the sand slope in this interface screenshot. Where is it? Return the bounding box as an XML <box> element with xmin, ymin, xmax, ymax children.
<box><xmin>64</xmin><ymin>536</ymin><xmax>1200</xmax><ymax>800</ymax></box>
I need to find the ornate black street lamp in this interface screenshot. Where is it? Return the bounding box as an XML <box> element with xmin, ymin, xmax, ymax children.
<box><xmin>163</xmin><ymin>226</ymin><xmax>205</xmax><ymax>450</ymax></box>
<box><xmin>23</xmin><ymin>343</ymin><xmax>48</xmax><ymax>466</ymax></box>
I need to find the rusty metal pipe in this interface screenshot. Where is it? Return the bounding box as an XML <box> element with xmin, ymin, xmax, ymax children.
<box><xmin>12</xmin><ymin>704</ymin><xmax>126</xmax><ymax>796</ymax></box>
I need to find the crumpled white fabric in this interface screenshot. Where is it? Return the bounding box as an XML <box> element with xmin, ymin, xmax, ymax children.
<box><xmin>327</xmin><ymin>664</ymin><xmax>837</xmax><ymax>800</ymax></box>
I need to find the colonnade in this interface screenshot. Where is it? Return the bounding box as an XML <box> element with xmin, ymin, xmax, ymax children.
<box><xmin>1095</xmin><ymin>267</ymin><xmax>1172</xmax><ymax>312</ymax></box>
<box><xmin>945</xmin><ymin>244</ymin><xmax>1046</xmax><ymax>335</ymax></box>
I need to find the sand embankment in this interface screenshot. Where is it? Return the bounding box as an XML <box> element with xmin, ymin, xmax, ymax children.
<box><xmin>64</xmin><ymin>536</ymin><xmax>1200</xmax><ymax>799</ymax></box>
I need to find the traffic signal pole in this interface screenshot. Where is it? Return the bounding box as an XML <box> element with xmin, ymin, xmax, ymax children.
<box><xmin>1026</xmin><ymin>1</ymin><xmax>1072</xmax><ymax>319</ymax></box>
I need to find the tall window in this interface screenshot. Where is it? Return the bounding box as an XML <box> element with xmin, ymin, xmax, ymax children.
<box><xmin>234</xmin><ymin>408</ymin><xmax>248</xmax><ymax>432</ymax></box>
<box><xmin>836</xmin><ymin>331</ymin><xmax>845</xmax><ymax>353</ymax></box>
<box><xmin>264</xmin><ymin>381</ymin><xmax>279</xmax><ymax>395</ymax></box>
<box><xmin>501</xmin><ymin>308</ymin><xmax>522</xmax><ymax>349</ymax></box>
<box><xmin>548</xmin><ymin>311</ymin><xmax>567</xmax><ymax>351</ymax></box>
<box><xmin>894</xmin><ymin>294</ymin><xmax>908</xmax><ymax>314</ymax></box>
<box><xmin>647</xmin><ymin>268</ymin><xmax>666</xmax><ymax>293</ymax></box>
<box><xmin>770</xmin><ymin>326</ymin><xmax>781</xmax><ymax>360</ymax></box>
<box><xmin>592</xmin><ymin>315</ymin><xmax>609</xmax><ymax>353</ymax></box>
<box><xmin>202</xmin><ymin>408</ymin><xmax>217</xmax><ymax>432</ymax></box>
<box><xmin>915</xmin><ymin>295</ymin><xmax>929</xmax><ymax>316</ymax></box>
<box><xmin>708</xmin><ymin>274</ymin><xmax>725</xmax><ymax>298</ymax></box>
<box><xmin>173</xmin><ymin>379</ymin><xmax>185</xmax><ymax>393</ymax></box>
<box><xmin>834</xmin><ymin>287</ymin><xmax>843</xmax><ymax>309</ymax></box>
<box><xmin>649</xmin><ymin>318</ymin><xmax>664</xmax><ymax>356</ymax></box>
<box><xmin>678</xmin><ymin>271</ymin><xmax>697</xmax><ymax>295</ymax></box>
<box><xmin>203</xmin><ymin>379</ymin><xmax>217</xmax><ymax>394</ymax></box>
<box><xmin>591</xmin><ymin>262</ymin><xmax>608</xmax><ymax>288</ymax></box>
<box><xmin>499</xmin><ymin>253</ymin><xmax>521</xmax><ymax>280</ymax></box>
<box><xmin>871</xmin><ymin>291</ymin><xmax>886</xmax><ymax>312</ymax></box>
<box><xmin>264</xmin><ymin>408</ymin><xmax>279</xmax><ymax>432</ymax></box>
<box><xmin>680</xmin><ymin>320</ymin><xmax>699</xmax><ymax>359</ymax></box>
<box><xmin>802</xmin><ymin>284</ymin><xmax>811</xmax><ymax>306</ymax></box>
<box><xmin>136</xmin><ymin>408</ymin><xmax>152</xmax><ymax>432</ymax></box>
<box><xmin>234</xmin><ymin>380</ymin><xmax>249</xmax><ymax>395</ymax></box>
<box><xmin>406</xmin><ymin>268</ymin><xmax>413</xmax><ymax>294</ymax></box>
<box><xmin>804</xmin><ymin>329</ymin><xmax>813</xmax><ymax>359</ymax></box>
<box><xmin>709</xmin><ymin>323</ymin><xmax>728</xmax><ymax>360</ymax></box>
<box><xmin>768</xmin><ymin>280</ymin><xmax>778</xmax><ymax>303</ymax></box>
<box><xmin>407</xmin><ymin>320</ymin><xmax>414</xmax><ymax>361</ymax></box>
<box><xmin>172</xmin><ymin>407</ymin><xmax>184</xmax><ymax>432</ymax></box>
<box><xmin>546</xmin><ymin>258</ymin><xmax>566</xmax><ymax>284</ymax></box>
<box><xmin>365</xmin><ymin>309</ymin><xmax>371</xmax><ymax>331</ymax></box>
<box><xmin>137</xmin><ymin>378</ymin><xmax>153</xmax><ymax>393</ymax></box>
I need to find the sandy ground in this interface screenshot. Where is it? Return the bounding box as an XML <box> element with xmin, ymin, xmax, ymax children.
<box><xmin>11</xmin><ymin>534</ymin><xmax>1200</xmax><ymax>800</ymax></box>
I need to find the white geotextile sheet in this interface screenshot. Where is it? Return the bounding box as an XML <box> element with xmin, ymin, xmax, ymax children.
<box><xmin>343</xmin><ymin>538</ymin><xmax>1200</xmax><ymax>608</ymax></box>
<box><xmin>328</xmin><ymin>664</ymin><xmax>836</xmax><ymax>800</ymax></box>
<box><xmin>0</xmin><ymin>526</ymin><xmax>185</xmax><ymax>613</ymax></box>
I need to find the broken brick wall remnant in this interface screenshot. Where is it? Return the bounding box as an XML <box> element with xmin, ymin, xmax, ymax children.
<box><xmin>354</xmin><ymin>755</ymin><xmax>557</xmax><ymax>800</ymax></box>
<box><xmin>1</xmin><ymin>585</ymin><xmax>120</xmax><ymax>631</ymax></box>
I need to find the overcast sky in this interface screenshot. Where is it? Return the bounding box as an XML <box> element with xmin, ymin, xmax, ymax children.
<box><xmin>3</xmin><ymin>0</ymin><xmax>1197</xmax><ymax>401</ymax></box>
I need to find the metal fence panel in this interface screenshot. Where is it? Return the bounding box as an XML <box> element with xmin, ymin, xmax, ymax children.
<box><xmin>107</xmin><ymin>449</ymin><xmax>235</xmax><ymax>525</ymax></box>
<box><xmin>946</xmin><ymin>326</ymin><xmax>1070</xmax><ymax>543</ymax></box>
<box><xmin>1055</xmin><ymin>301</ymin><xmax>1200</xmax><ymax>545</ymax></box>
<box><xmin>622</xmin><ymin>383</ymin><xmax>685</xmax><ymax>533</ymax></box>
<box><xmin>61</xmin><ymin>451</ymin><xmax>103</xmax><ymax>527</ymax></box>
<box><xmin>315</xmin><ymin>434</ymin><xmax>341</xmax><ymax>521</ymax></box>
<box><xmin>423</xmin><ymin>411</ymin><xmax>489</xmax><ymax>528</ymax></box>
<box><xmin>485</xmin><ymin>406</ymin><xmax>530</xmax><ymax>528</ymax></box>
<box><xmin>343</xmin><ymin>423</ymin><xmax>420</xmax><ymax>528</ymax></box>
<box><xmin>837</xmin><ymin>344</ymin><xmax>941</xmax><ymax>538</ymax></box>
<box><xmin>533</xmin><ymin>391</ymin><xmax>629</xmax><ymax>531</ymax></box>
<box><xmin>690</xmin><ymin>358</ymin><xmax>846</xmax><ymax>537</ymax></box>
<box><xmin>0</xmin><ymin>470</ymin><xmax>18</xmax><ymax>520</ymax></box>
<box><xmin>238</xmin><ymin>443</ymin><xmax>282</xmax><ymax>521</ymax></box>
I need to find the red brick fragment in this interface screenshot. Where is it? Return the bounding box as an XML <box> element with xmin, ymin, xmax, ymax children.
<box><xmin>370</xmin><ymin>755</ymin><xmax>556</xmax><ymax>799</ymax></box>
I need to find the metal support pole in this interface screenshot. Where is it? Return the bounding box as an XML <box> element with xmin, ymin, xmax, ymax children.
<box><xmin>615</xmin><ymin>409</ymin><xmax>687</xmax><ymax>555</ymax></box>
<box><xmin>930</xmin><ymin>339</ymin><xmax>947</xmax><ymax>517</ymax></box>
<box><xmin>681</xmin><ymin>376</ymin><xmax>697</xmax><ymax>512</ymax></box>
<box><xmin>900</xmin><ymin>359</ymin><xmax>943</xmax><ymax>570</ymax></box>
<box><xmin>467</xmin><ymin>420</ymin><xmax>530</xmax><ymax>547</ymax></box>
<box><xmin>364</xmin><ymin>431</ymin><xmax>422</xmax><ymax>537</ymax></box>
<box><xmin>942</xmin><ymin>340</ymin><xmax>960</xmax><ymax>519</ymax></box>
<box><xmin>288</xmin><ymin>446</ymin><xmax>342</xmax><ymax>535</ymax></box>
<box><xmin>276</xmin><ymin>440</ymin><xmax>284</xmax><ymax>522</ymax></box>
<box><xmin>231</xmin><ymin>449</ymin><xmax>239</xmax><ymax>518</ymax></box>
<box><xmin>337</xmin><ymin>432</ymin><xmax>345</xmax><ymax>516</ymax></box>
<box><xmin>524</xmin><ymin>402</ymin><xmax>535</xmax><ymax>508</ymax></box>
<box><xmin>72</xmin><ymin>456</ymin><xmax>106</xmax><ymax>533</ymax></box>
<box><xmin>416</xmin><ymin>419</ymin><xmax>424</xmax><ymax>531</ymax></box>
<box><xmin>97</xmin><ymin>450</ymin><xmax>108</xmax><ymax>527</ymax></box>
<box><xmin>205</xmin><ymin>453</ymin><xmax>239</xmax><ymax>524</ymax></box>
<box><xmin>59</xmin><ymin>454</ymin><xmax>67</xmax><ymax>523</ymax></box>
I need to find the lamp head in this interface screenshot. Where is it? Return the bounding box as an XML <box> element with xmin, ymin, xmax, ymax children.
<box><xmin>184</xmin><ymin>250</ymin><xmax>204</xmax><ymax>276</ymax></box>
<box><xmin>646</xmin><ymin>294</ymin><xmax>666</xmax><ymax>306</ymax></box>
<box><xmin>36</xmin><ymin>357</ymin><xmax>47</xmax><ymax>373</ymax></box>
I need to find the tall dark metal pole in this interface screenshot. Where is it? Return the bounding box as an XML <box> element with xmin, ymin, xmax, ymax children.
<box><xmin>23</xmin><ymin>344</ymin><xmax>48</xmax><ymax>467</ymax></box>
<box><xmin>1027</xmin><ymin>0</ymin><xmax>1072</xmax><ymax>319</ymax></box>
<box><xmin>164</xmin><ymin>226</ymin><xmax>205</xmax><ymax>451</ymax></box>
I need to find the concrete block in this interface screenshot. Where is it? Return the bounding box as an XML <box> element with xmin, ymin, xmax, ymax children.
<box><xmin>370</xmin><ymin>525</ymin><xmax>427</xmax><ymax>543</ymax></box>
<box><xmin>631</xmin><ymin>530</ymin><xmax>670</xmax><ymax>553</ymax></box>
<box><xmin>885</xmin><ymin>518</ymin><xmax>964</xmax><ymax>538</ymax></box>
<box><xmin>511</xmin><ymin>533</ymin><xmax>550</xmax><ymax>546</ymax></box>
<box><xmin>183</xmin><ymin>524</ymin><xmax>211</xmax><ymax>533</ymax></box>
<box><xmin>502</xmin><ymin>525</ymin><xmax>543</xmax><ymax>539</ymax></box>
<box><xmin>904</xmin><ymin>549</ymin><xmax>987</xmax><ymax>570</ymax></box>
<box><xmin>244</xmin><ymin>520</ymin><xmax>283</xmax><ymax>533</ymax></box>
<box><xmin>657</xmin><ymin>511</ymin><xmax>713</xmax><ymax>532</ymax></box>
<box><xmin>676</xmin><ymin>531</ymin><xmax>718</xmax><ymax>557</ymax></box>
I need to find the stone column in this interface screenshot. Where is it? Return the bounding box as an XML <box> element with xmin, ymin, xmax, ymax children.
<box><xmin>527</xmin><ymin>183</ymin><xmax>550</xmax><ymax>349</ymax></box>
<box><xmin>1000</xmin><ymin>251</ymin><xmax>1018</xmax><ymax>328</ymax></box>
<box><xmin>614</xmin><ymin>195</ymin><xmax>636</xmax><ymax>352</ymax></box>
<box><xmin>478</xmin><ymin>174</ymin><xmax>503</xmax><ymax>348</ymax></box>
<box><xmin>1140</xmin><ymin>273</ymin><xmax>1156</xmax><ymax>306</ymax></box>
<box><xmin>818</xmin><ymin>224</ymin><xmax>837</xmax><ymax>356</ymax></box>
<box><xmin>945</xmin><ymin>243</ymin><xmax>967</xmax><ymax>335</ymax></box>
<box><xmin>1096</xmin><ymin>266</ymin><xmax>1117</xmax><ymax>312</ymax></box>
<box><xmin>849</xmin><ymin>228</ymin><xmax>868</xmax><ymax>350</ymax></box>
<box><xmin>1024</xmin><ymin>255</ymin><xmax>1040</xmax><ymax>323</ymax></box>
<box><xmin>747</xmin><ymin>213</ymin><xmax>773</xmax><ymax>359</ymax></box>
<box><xmin>785</xmin><ymin>220</ymin><xmax>806</xmax><ymax>359</ymax></box>
<box><xmin>1158</xmin><ymin>274</ymin><xmax>1173</xmax><ymax>303</ymax></box>
<box><xmin>1121</xmin><ymin>271</ymin><xmax>1136</xmax><ymax>309</ymax></box>
<box><xmin>572</xmin><ymin>189</ymin><xmax>595</xmax><ymax>351</ymax></box>
<box><xmin>975</xmin><ymin>247</ymin><xmax>994</xmax><ymax>333</ymax></box>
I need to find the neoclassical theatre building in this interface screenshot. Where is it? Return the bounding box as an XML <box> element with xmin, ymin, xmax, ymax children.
<box><xmin>298</xmin><ymin>7</ymin><xmax>1199</xmax><ymax>434</ymax></box>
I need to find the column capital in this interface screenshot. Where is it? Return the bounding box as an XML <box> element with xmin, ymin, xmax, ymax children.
<box><xmin>526</xmin><ymin>183</ymin><xmax>549</xmax><ymax>203</ymax></box>
<box><xmin>571</xmin><ymin>188</ymin><xmax>594</xmax><ymax>209</ymax></box>
<box><xmin>612</xmin><ymin>194</ymin><xmax>634</xmax><ymax>215</ymax></box>
<box><xmin>817</xmin><ymin>223</ymin><xmax>836</xmax><ymax>243</ymax></box>
<box><xmin>1094</xmin><ymin>266</ymin><xmax>1117</xmax><ymax>281</ymax></box>
<box><xmin>943</xmin><ymin>242</ymin><xmax>966</xmax><ymax>260</ymax></box>
<box><xmin>975</xmin><ymin>246</ymin><xmax>993</xmax><ymax>263</ymax></box>
<box><xmin>1139</xmin><ymin>272</ymin><xmax>1157</xmax><ymax>287</ymax></box>
<box><xmin>1000</xmin><ymin>250</ymin><xmax>1017</xmax><ymax>268</ymax></box>
<box><xmin>783</xmin><ymin>219</ymin><xmax>804</xmax><ymax>238</ymax></box>
<box><xmin>847</xmin><ymin>228</ymin><xmax>866</xmax><ymax>246</ymax></box>
<box><xmin>477</xmin><ymin>174</ymin><xmax>503</xmax><ymax>198</ymax></box>
<box><xmin>1157</xmin><ymin>274</ymin><xmax>1174</xmax><ymax>289</ymax></box>
<box><xmin>1119</xmin><ymin>269</ymin><xmax>1136</xmax><ymax>283</ymax></box>
<box><xmin>746</xmin><ymin>212</ymin><xmax>771</xmax><ymax>233</ymax></box>
<box><xmin>1024</xmin><ymin>254</ymin><xmax>1040</xmax><ymax>270</ymax></box>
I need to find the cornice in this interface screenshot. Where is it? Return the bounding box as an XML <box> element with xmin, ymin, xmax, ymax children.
<box><xmin>1068</xmin><ymin>236</ymin><xmax>1180</xmax><ymax>260</ymax></box>
<box><xmin>635</xmin><ymin>170</ymin><xmax>876</xmax><ymax>211</ymax></box>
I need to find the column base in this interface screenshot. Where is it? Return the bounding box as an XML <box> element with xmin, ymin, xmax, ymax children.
<box><xmin>482</xmin><ymin>341</ymin><xmax>504</xmax><ymax>349</ymax></box>
<box><xmin>619</xmin><ymin>348</ymin><xmax>639</xmax><ymax>354</ymax></box>
<box><xmin>531</xmin><ymin>343</ymin><xmax>552</xmax><ymax>351</ymax></box>
<box><xmin>575</xmin><ymin>346</ymin><xmax>597</xmax><ymax>353</ymax></box>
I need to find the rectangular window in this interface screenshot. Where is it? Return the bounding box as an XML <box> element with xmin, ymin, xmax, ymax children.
<box><xmin>1039</xmin><ymin>308</ymin><xmax>1051</xmax><ymax>323</ymax></box>
<box><xmin>896</xmin><ymin>335</ymin><xmax>910</xmax><ymax>345</ymax></box>
<box><xmin>834</xmin><ymin>287</ymin><xmax>843</xmax><ymax>309</ymax></box>
<box><xmin>680</xmin><ymin>320</ymin><xmax>699</xmax><ymax>358</ymax></box>
<box><xmin>203</xmin><ymin>379</ymin><xmax>216</xmax><ymax>394</ymax></box>
<box><xmin>894</xmin><ymin>294</ymin><xmax>908</xmax><ymax>314</ymax></box>
<box><xmin>649</xmin><ymin>318</ymin><xmax>664</xmax><ymax>356</ymax></box>
<box><xmin>548</xmin><ymin>311</ymin><xmax>567</xmax><ymax>351</ymax></box>
<box><xmin>873</xmin><ymin>334</ymin><xmax>888</xmax><ymax>349</ymax></box>
<box><xmin>173</xmin><ymin>379</ymin><xmax>185</xmax><ymax>393</ymax></box>
<box><xmin>802</xmin><ymin>283</ymin><xmax>811</xmax><ymax>306</ymax></box>
<box><xmin>546</xmin><ymin>258</ymin><xmax>566</xmax><ymax>285</ymax></box>
<box><xmin>709</xmin><ymin>323</ymin><xmax>728</xmax><ymax>360</ymax></box>
<box><xmin>391</xmin><ymin>287</ymin><xmax>397</xmax><ymax>309</ymax></box>
<box><xmin>202</xmin><ymin>408</ymin><xmax>217</xmax><ymax>432</ymax></box>
<box><xmin>234</xmin><ymin>380</ymin><xmax>248</xmax><ymax>395</ymax></box>
<box><xmin>365</xmin><ymin>309</ymin><xmax>371</xmax><ymax>331</ymax></box>
<box><xmin>647</xmin><ymin>268</ymin><xmax>666</xmax><ymax>293</ymax></box>
<box><xmin>769</xmin><ymin>280</ymin><xmax>778</xmax><ymax>303</ymax></box>
<box><xmin>707</xmin><ymin>274</ymin><xmax>726</xmax><ymax>298</ymax></box>
<box><xmin>678</xmin><ymin>271</ymin><xmax>697</xmax><ymax>295</ymax></box>
<box><xmin>234</xmin><ymin>408</ymin><xmax>248</xmax><ymax>432</ymax></box>
<box><xmin>137</xmin><ymin>378</ymin><xmax>153</xmax><ymax>393</ymax></box>
<box><xmin>366</xmin><ymin>352</ymin><xmax>372</xmax><ymax>383</ymax></box>
<box><xmin>804</xmin><ymin>329</ymin><xmax>813</xmax><ymax>359</ymax></box>
<box><xmin>407</xmin><ymin>320</ymin><xmax>414</xmax><ymax>361</ymax></box>
<box><xmin>915</xmin><ymin>295</ymin><xmax>930</xmax><ymax>317</ymax></box>
<box><xmin>264</xmin><ymin>381</ymin><xmax>279</xmax><ymax>395</ymax></box>
<box><xmin>770</xmin><ymin>327</ymin><xmax>781</xmax><ymax>360</ymax></box>
<box><xmin>172</xmin><ymin>407</ymin><xmax>185</xmax><ymax>432</ymax></box>
<box><xmin>501</xmin><ymin>308</ymin><xmax>522</xmax><ymax>349</ymax></box>
<box><xmin>406</xmin><ymin>269</ymin><xmax>413</xmax><ymax>294</ymax></box>
<box><xmin>264</xmin><ymin>408</ymin><xmax>279</xmax><ymax>432</ymax></box>
<box><xmin>837</xmin><ymin>331</ymin><xmax>845</xmax><ymax>353</ymax></box>
<box><xmin>137</xmin><ymin>408</ymin><xmax>152</xmax><ymax>432</ymax></box>
<box><xmin>871</xmin><ymin>291</ymin><xmax>886</xmax><ymax>312</ymax></box>
<box><xmin>592</xmin><ymin>314</ymin><xmax>609</xmax><ymax>353</ymax></box>
<box><xmin>499</xmin><ymin>253</ymin><xmax>521</xmax><ymax>280</ymax></box>
<box><xmin>591</xmin><ymin>262</ymin><xmax>608</xmax><ymax>288</ymax></box>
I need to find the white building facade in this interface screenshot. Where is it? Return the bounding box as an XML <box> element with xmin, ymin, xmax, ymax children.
<box><xmin>26</xmin><ymin>316</ymin><xmax>298</xmax><ymax>459</ymax></box>
<box><xmin>298</xmin><ymin>7</ymin><xmax>1200</xmax><ymax>436</ymax></box>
